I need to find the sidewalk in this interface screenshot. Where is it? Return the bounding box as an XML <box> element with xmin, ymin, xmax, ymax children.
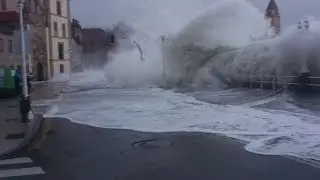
<box><xmin>0</xmin><ymin>82</ymin><xmax>64</xmax><ymax>156</ymax></box>
<box><xmin>0</xmin><ymin>98</ymin><xmax>27</xmax><ymax>155</ymax></box>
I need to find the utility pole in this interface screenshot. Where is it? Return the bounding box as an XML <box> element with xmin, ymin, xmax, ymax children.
<box><xmin>17</xmin><ymin>0</ymin><xmax>32</xmax><ymax>123</ymax></box>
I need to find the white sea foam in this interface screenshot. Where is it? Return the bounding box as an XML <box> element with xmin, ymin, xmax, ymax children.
<box><xmin>40</xmin><ymin>87</ymin><xmax>320</xmax><ymax>160</ymax></box>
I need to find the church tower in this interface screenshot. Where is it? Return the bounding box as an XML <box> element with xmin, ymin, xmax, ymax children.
<box><xmin>265</xmin><ymin>0</ymin><xmax>281</xmax><ymax>35</ymax></box>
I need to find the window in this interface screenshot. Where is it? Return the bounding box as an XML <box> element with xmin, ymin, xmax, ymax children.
<box><xmin>59</xmin><ymin>64</ymin><xmax>64</xmax><ymax>73</ymax></box>
<box><xmin>56</xmin><ymin>1</ymin><xmax>61</xmax><ymax>15</ymax></box>
<box><xmin>1</xmin><ymin>0</ymin><xmax>6</xmax><ymax>11</ymax></box>
<box><xmin>53</xmin><ymin>21</ymin><xmax>58</xmax><ymax>36</ymax></box>
<box><xmin>62</xmin><ymin>23</ymin><xmax>66</xmax><ymax>37</ymax></box>
<box><xmin>58</xmin><ymin>43</ymin><xmax>64</xmax><ymax>59</ymax></box>
<box><xmin>8</xmin><ymin>40</ymin><xmax>12</xmax><ymax>53</ymax></box>
<box><xmin>0</xmin><ymin>39</ymin><xmax>3</xmax><ymax>53</ymax></box>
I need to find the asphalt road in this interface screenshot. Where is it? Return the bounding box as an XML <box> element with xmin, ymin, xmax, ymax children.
<box><xmin>1</xmin><ymin>118</ymin><xmax>320</xmax><ymax>180</ymax></box>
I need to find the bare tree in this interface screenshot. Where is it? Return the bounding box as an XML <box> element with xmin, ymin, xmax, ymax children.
<box><xmin>23</xmin><ymin>0</ymin><xmax>49</xmax><ymax>81</ymax></box>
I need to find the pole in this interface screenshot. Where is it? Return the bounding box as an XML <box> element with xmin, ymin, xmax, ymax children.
<box><xmin>161</xmin><ymin>35</ymin><xmax>165</xmax><ymax>78</ymax></box>
<box><xmin>119</xmin><ymin>35</ymin><xmax>144</xmax><ymax>61</ymax></box>
<box><xmin>260</xmin><ymin>72</ymin><xmax>263</xmax><ymax>90</ymax></box>
<box><xmin>18</xmin><ymin>0</ymin><xmax>31</xmax><ymax>123</ymax></box>
<box><xmin>273</xmin><ymin>76</ymin><xmax>276</xmax><ymax>91</ymax></box>
<box><xmin>249</xmin><ymin>74</ymin><xmax>252</xmax><ymax>89</ymax></box>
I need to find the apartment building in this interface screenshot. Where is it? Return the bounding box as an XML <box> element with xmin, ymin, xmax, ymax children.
<box><xmin>48</xmin><ymin>0</ymin><xmax>71</xmax><ymax>76</ymax></box>
<box><xmin>0</xmin><ymin>31</ymin><xmax>21</xmax><ymax>67</ymax></box>
<box><xmin>0</xmin><ymin>1</ymin><xmax>28</xmax><ymax>70</ymax></box>
<box><xmin>0</xmin><ymin>0</ymin><xmax>71</xmax><ymax>80</ymax></box>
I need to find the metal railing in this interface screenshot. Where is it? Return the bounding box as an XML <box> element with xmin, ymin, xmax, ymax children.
<box><xmin>247</xmin><ymin>74</ymin><xmax>320</xmax><ymax>91</ymax></box>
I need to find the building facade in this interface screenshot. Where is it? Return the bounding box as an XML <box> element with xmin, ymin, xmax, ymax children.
<box><xmin>48</xmin><ymin>0</ymin><xmax>71</xmax><ymax>77</ymax></box>
<box><xmin>70</xmin><ymin>19</ymin><xmax>83</xmax><ymax>72</ymax></box>
<box><xmin>0</xmin><ymin>0</ymin><xmax>71</xmax><ymax>81</ymax></box>
<box><xmin>0</xmin><ymin>31</ymin><xmax>22</xmax><ymax>67</ymax></box>
<box><xmin>0</xmin><ymin>2</ymin><xmax>32</xmax><ymax>72</ymax></box>
<box><xmin>265</xmin><ymin>0</ymin><xmax>280</xmax><ymax>35</ymax></box>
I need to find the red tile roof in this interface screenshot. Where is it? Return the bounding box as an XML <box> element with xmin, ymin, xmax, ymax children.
<box><xmin>0</xmin><ymin>11</ymin><xmax>19</xmax><ymax>23</ymax></box>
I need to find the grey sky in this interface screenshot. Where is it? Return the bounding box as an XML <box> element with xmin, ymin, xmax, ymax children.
<box><xmin>71</xmin><ymin>0</ymin><xmax>319</xmax><ymax>28</ymax></box>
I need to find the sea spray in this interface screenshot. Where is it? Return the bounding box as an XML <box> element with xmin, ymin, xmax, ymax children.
<box><xmin>63</xmin><ymin>0</ymin><xmax>320</xmax><ymax>89</ymax></box>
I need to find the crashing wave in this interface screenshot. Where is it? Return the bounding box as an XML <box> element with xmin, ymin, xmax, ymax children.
<box><xmin>161</xmin><ymin>1</ymin><xmax>320</xmax><ymax>88</ymax></box>
<box><xmin>67</xmin><ymin>0</ymin><xmax>320</xmax><ymax>90</ymax></box>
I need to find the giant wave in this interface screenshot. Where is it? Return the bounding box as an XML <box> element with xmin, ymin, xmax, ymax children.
<box><xmin>90</xmin><ymin>0</ymin><xmax>320</xmax><ymax>90</ymax></box>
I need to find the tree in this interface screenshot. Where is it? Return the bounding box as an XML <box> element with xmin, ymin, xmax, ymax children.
<box><xmin>24</xmin><ymin>0</ymin><xmax>49</xmax><ymax>81</ymax></box>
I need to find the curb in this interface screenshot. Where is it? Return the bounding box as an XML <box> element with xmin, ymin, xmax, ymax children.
<box><xmin>0</xmin><ymin>113</ymin><xmax>44</xmax><ymax>157</ymax></box>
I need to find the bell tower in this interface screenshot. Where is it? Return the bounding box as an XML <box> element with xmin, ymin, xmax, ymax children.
<box><xmin>265</xmin><ymin>0</ymin><xmax>280</xmax><ymax>35</ymax></box>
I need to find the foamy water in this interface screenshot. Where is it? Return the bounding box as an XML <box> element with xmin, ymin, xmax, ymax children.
<box><xmin>39</xmin><ymin>0</ymin><xmax>320</xmax><ymax>161</ymax></box>
<box><xmin>39</xmin><ymin>87</ymin><xmax>320</xmax><ymax>161</ymax></box>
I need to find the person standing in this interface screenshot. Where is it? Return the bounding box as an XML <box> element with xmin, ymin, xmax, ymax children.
<box><xmin>14</xmin><ymin>66</ymin><xmax>22</xmax><ymax>95</ymax></box>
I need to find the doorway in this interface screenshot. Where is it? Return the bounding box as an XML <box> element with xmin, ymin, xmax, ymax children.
<box><xmin>37</xmin><ymin>63</ymin><xmax>44</xmax><ymax>81</ymax></box>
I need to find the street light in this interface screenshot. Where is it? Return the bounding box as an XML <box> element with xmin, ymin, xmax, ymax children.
<box><xmin>160</xmin><ymin>35</ymin><xmax>166</xmax><ymax>78</ymax></box>
<box><xmin>17</xmin><ymin>0</ymin><xmax>32</xmax><ymax>123</ymax></box>
<box><xmin>117</xmin><ymin>35</ymin><xmax>144</xmax><ymax>61</ymax></box>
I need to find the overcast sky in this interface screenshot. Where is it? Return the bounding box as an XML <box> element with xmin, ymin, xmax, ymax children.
<box><xmin>71</xmin><ymin>0</ymin><xmax>319</xmax><ymax>28</ymax></box>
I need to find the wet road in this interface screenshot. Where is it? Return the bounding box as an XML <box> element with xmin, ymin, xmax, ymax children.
<box><xmin>1</xmin><ymin>118</ymin><xmax>320</xmax><ymax>180</ymax></box>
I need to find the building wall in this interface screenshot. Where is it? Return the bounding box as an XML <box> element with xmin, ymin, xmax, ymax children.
<box><xmin>48</xmin><ymin>0</ymin><xmax>71</xmax><ymax>77</ymax></box>
<box><xmin>0</xmin><ymin>0</ymin><xmax>19</xmax><ymax>12</ymax></box>
<box><xmin>0</xmin><ymin>32</ymin><xmax>20</xmax><ymax>67</ymax></box>
<box><xmin>0</xmin><ymin>32</ymin><xmax>33</xmax><ymax>70</ymax></box>
<box><xmin>49</xmin><ymin>0</ymin><xmax>68</xmax><ymax>17</ymax></box>
<box><xmin>50</xmin><ymin>15</ymin><xmax>69</xmax><ymax>38</ymax></box>
<box><xmin>0</xmin><ymin>0</ymin><xmax>49</xmax><ymax>80</ymax></box>
<box><xmin>51</xmin><ymin>38</ymin><xmax>70</xmax><ymax>60</ymax></box>
<box><xmin>0</xmin><ymin>32</ymin><xmax>13</xmax><ymax>55</ymax></box>
<box><xmin>52</xmin><ymin>59</ymin><xmax>69</xmax><ymax>75</ymax></box>
<box><xmin>0</xmin><ymin>0</ymin><xmax>72</xmax><ymax>79</ymax></box>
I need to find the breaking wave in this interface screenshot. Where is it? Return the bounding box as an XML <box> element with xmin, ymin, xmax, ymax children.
<box><xmin>162</xmin><ymin>1</ymin><xmax>320</xmax><ymax>88</ymax></box>
<box><xmin>65</xmin><ymin>0</ymin><xmax>320</xmax><ymax>90</ymax></box>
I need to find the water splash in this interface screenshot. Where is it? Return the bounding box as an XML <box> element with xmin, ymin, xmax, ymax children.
<box><xmin>163</xmin><ymin>0</ymin><xmax>320</xmax><ymax>86</ymax></box>
<box><xmin>66</xmin><ymin>0</ymin><xmax>320</xmax><ymax>89</ymax></box>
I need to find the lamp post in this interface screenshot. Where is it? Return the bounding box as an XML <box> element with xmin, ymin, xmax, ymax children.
<box><xmin>17</xmin><ymin>0</ymin><xmax>31</xmax><ymax>123</ymax></box>
<box><xmin>160</xmin><ymin>35</ymin><xmax>165</xmax><ymax>78</ymax></box>
<box><xmin>116</xmin><ymin>35</ymin><xmax>144</xmax><ymax>61</ymax></box>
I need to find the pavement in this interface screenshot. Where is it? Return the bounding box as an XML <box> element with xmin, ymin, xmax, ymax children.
<box><xmin>0</xmin><ymin>118</ymin><xmax>319</xmax><ymax>180</ymax></box>
<box><xmin>0</xmin><ymin>82</ymin><xmax>63</xmax><ymax>157</ymax></box>
<box><xmin>0</xmin><ymin>99</ymin><xmax>28</xmax><ymax>156</ymax></box>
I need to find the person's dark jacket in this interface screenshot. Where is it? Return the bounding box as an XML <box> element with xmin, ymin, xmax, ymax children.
<box><xmin>14</xmin><ymin>69</ymin><xmax>22</xmax><ymax>95</ymax></box>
